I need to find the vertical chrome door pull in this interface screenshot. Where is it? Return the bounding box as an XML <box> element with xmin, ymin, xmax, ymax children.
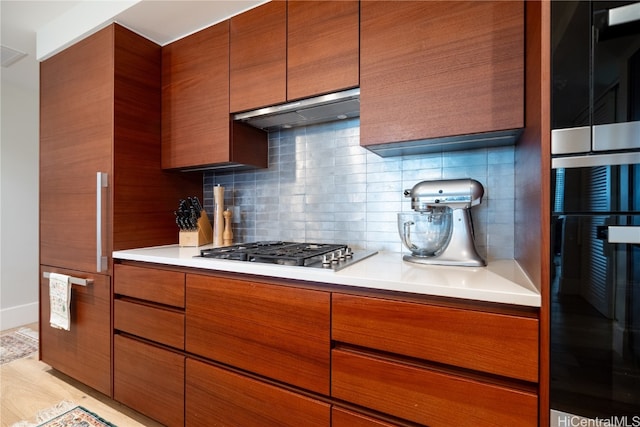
<box><xmin>96</xmin><ymin>172</ymin><xmax>108</xmax><ymax>272</ymax></box>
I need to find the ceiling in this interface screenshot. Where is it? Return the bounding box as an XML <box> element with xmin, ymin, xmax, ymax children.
<box><xmin>1</xmin><ymin>0</ymin><xmax>266</xmax><ymax>92</ymax></box>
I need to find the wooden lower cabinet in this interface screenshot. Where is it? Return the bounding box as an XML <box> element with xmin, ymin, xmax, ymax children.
<box><xmin>114</xmin><ymin>299</ymin><xmax>185</xmax><ymax>349</ymax></box>
<box><xmin>332</xmin><ymin>293</ymin><xmax>538</xmax><ymax>382</ymax></box>
<box><xmin>39</xmin><ymin>266</ymin><xmax>111</xmax><ymax>396</ymax></box>
<box><xmin>332</xmin><ymin>407</ymin><xmax>400</xmax><ymax>427</ymax></box>
<box><xmin>186</xmin><ymin>274</ymin><xmax>330</xmax><ymax>395</ymax></box>
<box><xmin>332</xmin><ymin>348</ymin><xmax>537</xmax><ymax>427</ymax></box>
<box><xmin>114</xmin><ymin>335</ymin><xmax>185</xmax><ymax>427</ymax></box>
<box><xmin>114</xmin><ymin>264</ymin><xmax>185</xmax><ymax>307</ymax></box>
<box><xmin>185</xmin><ymin>358</ymin><xmax>331</xmax><ymax>427</ymax></box>
<box><xmin>110</xmin><ymin>263</ymin><xmax>540</xmax><ymax>426</ymax></box>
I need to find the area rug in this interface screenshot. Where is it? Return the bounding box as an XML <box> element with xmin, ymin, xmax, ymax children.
<box><xmin>36</xmin><ymin>406</ymin><xmax>117</xmax><ymax>427</ymax></box>
<box><xmin>1</xmin><ymin>327</ymin><xmax>38</xmax><ymax>365</ymax></box>
<box><xmin>10</xmin><ymin>401</ymin><xmax>117</xmax><ymax>427</ymax></box>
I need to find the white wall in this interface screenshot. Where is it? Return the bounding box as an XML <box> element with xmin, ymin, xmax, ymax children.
<box><xmin>0</xmin><ymin>78</ymin><xmax>40</xmax><ymax>330</ymax></box>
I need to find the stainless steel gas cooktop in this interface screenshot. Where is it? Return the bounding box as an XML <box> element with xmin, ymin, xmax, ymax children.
<box><xmin>197</xmin><ymin>241</ymin><xmax>377</xmax><ymax>271</ymax></box>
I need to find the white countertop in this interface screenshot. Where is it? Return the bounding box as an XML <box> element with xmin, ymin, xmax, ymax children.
<box><xmin>112</xmin><ymin>245</ymin><xmax>541</xmax><ymax>307</ymax></box>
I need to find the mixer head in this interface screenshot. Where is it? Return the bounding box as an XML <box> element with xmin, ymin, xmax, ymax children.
<box><xmin>403</xmin><ymin>178</ymin><xmax>484</xmax><ymax>211</ymax></box>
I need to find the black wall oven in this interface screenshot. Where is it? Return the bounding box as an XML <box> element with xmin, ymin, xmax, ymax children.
<box><xmin>552</xmin><ymin>1</ymin><xmax>639</xmax><ymax>161</ymax></box>
<box><xmin>551</xmin><ymin>1</ymin><xmax>640</xmax><ymax>423</ymax></box>
<box><xmin>551</xmin><ymin>164</ymin><xmax>640</xmax><ymax>419</ymax></box>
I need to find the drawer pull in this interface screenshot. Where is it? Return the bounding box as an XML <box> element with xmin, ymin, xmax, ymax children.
<box><xmin>43</xmin><ymin>272</ymin><xmax>93</xmax><ymax>286</ymax></box>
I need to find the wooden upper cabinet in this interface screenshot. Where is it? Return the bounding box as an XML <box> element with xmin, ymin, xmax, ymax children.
<box><xmin>163</xmin><ymin>21</ymin><xmax>267</xmax><ymax>170</ymax></box>
<box><xmin>287</xmin><ymin>0</ymin><xmax>359</xmax><ymax>100</ymax></box>
<box><xmin>162</xmin><ymin>22</ymin><xmax>230</xmax><ymax>169</ymax></box>
<box><xmin>230</xmin><ymin>1</ymin><xmax>287</xmax><ymax>113</ymax></box>
<box><xmin>360</xmin><ymin>1</ymin><xmax>524</xmax><ymax>147</ymax></box>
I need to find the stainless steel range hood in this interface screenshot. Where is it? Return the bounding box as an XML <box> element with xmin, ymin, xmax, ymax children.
<box><xmin>233</xmin><ymin>88</ymin><xmax>360</xmax><ymax>131</ymax></box>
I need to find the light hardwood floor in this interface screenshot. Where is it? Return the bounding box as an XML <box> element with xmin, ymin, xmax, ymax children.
<box><xmin>1</xmin><ymin>324</ymin><xmax>162</xmax><ymax>427</ymax></box>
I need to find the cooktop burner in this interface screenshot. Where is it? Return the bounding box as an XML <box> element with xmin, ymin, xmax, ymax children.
<box><xmin>197</xmin><ymin>241</ymin><xmax>377</xmax><ymax>270</ymax></box>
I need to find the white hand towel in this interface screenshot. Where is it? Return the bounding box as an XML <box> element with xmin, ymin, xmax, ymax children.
<box><xmin>49</xmin><ymin>273</ymin><xmax>72</xmax><ymax>330</ymax></box>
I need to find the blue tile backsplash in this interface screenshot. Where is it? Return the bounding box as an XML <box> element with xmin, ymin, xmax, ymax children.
<box><xmin>204</xmin><ymin>118</ymin><xmax>515</xmax><ymax>261</ymax></box>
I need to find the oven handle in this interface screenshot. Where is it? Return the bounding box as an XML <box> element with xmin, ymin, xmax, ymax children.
<box><xmin>606</xmin><ymin>226</ymin><xmax>640</xmax><ymax>244</ymax></box>
<box><xmin>607</xmin><ymin>2</ymin><xmax>640</xmax><ymax>27</ymax></box>
<box><xmin>42</xmin><ymin>272</ymin><xmax>93</xmax><ymax>287</ymax></box>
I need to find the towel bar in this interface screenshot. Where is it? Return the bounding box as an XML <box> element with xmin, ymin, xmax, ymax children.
<box><xmin>43</xmin><ymin>272</ymin><xmax>93</xmax><ymax>286</ymax></box>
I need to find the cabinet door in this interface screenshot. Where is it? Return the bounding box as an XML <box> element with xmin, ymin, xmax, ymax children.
<box><xmin>186</xmin><ymin>358</ymin><xmax>330</xmax><ymax>427</ymax></box>
<box><xmin>111</xmin><ymin>25</ymin><xmax>203</xmax><ymax>251</ymax></box>
<box><xmin>360</xmin><ymin>1</ymin><xmax>524</xmax><ymax>147</ymax></box>
<box><xmin>114</xmin><ymin>335</ymin><xmax>185</xmax><ymax>427</ymax></box>
<box><xmin>230</xmin><ymin>1</ymin><xmax>286</xmax><ymax>112</ymax></box>
<box><xmin>332</xmin><ymin>293</ymin><xmax>538</xmax><ymax>382</ymax></box>
<box><xmin>40</xmin><ymin>26</ymin><xmax>113</xmax><ymax>273</ymax></box>
<box><xmin>39</xmin><ymin>266</ymin><xmax>111</xmax><ymax>396</ymax></box>
<box><xmin>332</xmin><ymin>348</ymin><xmax>538</xmax><ymax>427</ymax></box>
<box><xmin>186</xmin><ymin>275</ymin><xmax>330</xmax><ymax>394</ymax></box>
<box><xmin>287</xmin><ymin>1</ymin><xmax>359</xmax><ymax>100</ymax></box>
<box><xmin>162</xmin><ymin>22</ymin><xmax>230</xmax><ymax>169</ymax></box>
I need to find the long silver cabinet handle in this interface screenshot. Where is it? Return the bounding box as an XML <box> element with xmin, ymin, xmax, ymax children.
<box><xmin>96</xmin><ymin>172</ymin><xmax>108</xmax><ymax>272</ymax></box>
<box><xmin>43</xmin><ymin>272</ymin><xmax>93</xmax><ymax>286</ymax></box>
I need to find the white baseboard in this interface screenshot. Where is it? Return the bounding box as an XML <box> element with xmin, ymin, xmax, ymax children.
<box><xmin>1</xmin><ymin>301</ymin><xmax>38</xmax><ymax>331</ymax></box>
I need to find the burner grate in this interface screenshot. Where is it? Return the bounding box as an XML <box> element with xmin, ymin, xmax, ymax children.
<box><xmin>199</xmin><ymin>242</ymin><xmax>347</xmax><ymax>266</ymax></box>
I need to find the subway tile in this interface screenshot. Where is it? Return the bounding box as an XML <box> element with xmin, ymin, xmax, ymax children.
<box><xmin>401</xmin><ymin>168</ymin><xmax>443</xmax><ymax>184</ymax></box>
<box><xmin>334</xmin><ymin>201</ymin><xmax>367</xmax><ymax>214</ymax></box>
<box><xmin>441</xmin><ymin>166</ymin><xmax>487</xmax><ymax>182</ymax></box>
<box><xmin>367</xmin><ymin>211</ymin><xmax>399</xmax><ymax>223</ymax></box>
<box><xmin>402</xmin><ymin>154</ymin><xmax>443</xmax><ymax>171</ymax></box>
<box><xmin>442</xmin><ymin>148</ymin><xmax>487</xmax><ymax>167</ymax></box>
<box><xmin>203</xmin><ymin>121</ymin><xmax>516</xmax><ymax>255</ymax></box>
<box><xmin>365</xmin><ymin>179</ymin><xmax>403</xmax><ymax>193</ymax></box>
<box><xmin>335</xmin><ymin>182</ymin><xmax>367</xmax><ymax>197</ymax></box>
<box><xmin>366</xmin><ymin>159</ymin><xmax>403</xmax><ymax>173</ymax></box>
<box><xmin>367</xmin><ymin>170</ymin><xmax>402</xmax><ymax>183</ymax></box>
<box><xmin>488</xmin><ymin>146</ymin><xmax>515</xmax><ymax>164</ymax></box>
<box><xmin>334</xmin><ymin>191</ymin><xmax>366</xmax><ymax>203</ymax></box>
<box><xmin>335</xmin><ymin>220</ymin><xmax>366</xmax><ymax>232</ymax></box>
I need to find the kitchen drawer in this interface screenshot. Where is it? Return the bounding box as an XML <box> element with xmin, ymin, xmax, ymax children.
<box><xmin>332</xmin><ymin>407</ymin><xmax>400</xmax><ymax>427</ymax></box>
<box><xmin>186</xmin><ymin>358</ymin><xmax>330</xmax><ymax>427</ymax></box>
<box><xmin>114</xmin><ymin>299</ymin><xmax>184</xmax><ymax>349</ymax></box>
<box><xmin>114</xmin><ymin>264</ymin><xmax>185</xmax><ymax>307</ymax></box>
<box><xmin>332</xmin><ymin>348</ymin><xmax>537</xmax><ymax>427</ymax></box>
<box><xmin>332</xmin><ymin>293</ymin><xmax>538</xmax><ymax>382</ymax></box>
<box><xmin>186</xmin><ymin>274</ymin><xmax>331</xmax><ymax>395</ymax></box>
<box><xmin>114</xmin><ymin>335</ymin><xmax>185</xmax><ymax>427</ymax></box>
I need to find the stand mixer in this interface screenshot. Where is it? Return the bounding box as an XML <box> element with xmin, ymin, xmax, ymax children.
<box><xmin>398</xmin><ymin>179</ymin><xmax>485</xmax><ymax>267</ymax></box>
